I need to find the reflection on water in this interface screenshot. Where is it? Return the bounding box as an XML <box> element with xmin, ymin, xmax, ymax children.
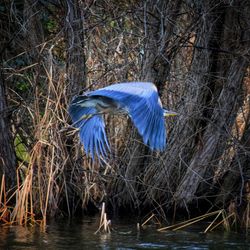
<box><xmin>0</xmin><ymin>216</ymin><xmax>249</xmax><ymax>249</ymax></box>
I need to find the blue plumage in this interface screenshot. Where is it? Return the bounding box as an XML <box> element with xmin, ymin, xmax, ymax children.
<box><xmin>68</xmin><ymin>82</ymin><xmax>173</xmax><ymax>160</ymax></box>
<box><xmin>68</xmin><ymin>103</ymin><xmax>110</xmax><ymax>159</ymax></box>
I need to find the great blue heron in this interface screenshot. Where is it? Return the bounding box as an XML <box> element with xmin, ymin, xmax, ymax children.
<box><xmin>68</xmin><ymin>82</ymin><xmax>177</xmax><ymax>160</ymax></box>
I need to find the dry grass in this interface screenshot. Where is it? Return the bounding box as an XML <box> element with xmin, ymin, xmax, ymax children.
<box><xmin>95</xmin><ymin>202</ymin><xmax>111</xmax><ymax>234</ymax></box>
<box><xmin>157</xmin><ymin>210</ymin><xmax>238</xmax><ymax>233</ymax></box>
<box><xmin>1</xmin><ymin>43</ymin><xmax>81</xmax><ymax>225</ymax></box>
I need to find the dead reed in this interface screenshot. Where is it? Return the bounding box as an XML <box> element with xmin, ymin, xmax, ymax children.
<box><xmin>157</xmin><ymin>209</ymin><xmax>238</xmax><ymax>233</ymax></box>
<box><xmin>95</xmin><ymin>202</ymin><xmax>111</xmax><ymax>234</ymax></box>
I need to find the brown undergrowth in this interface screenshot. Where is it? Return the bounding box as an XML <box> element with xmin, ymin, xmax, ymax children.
<box><xmin>0</xmin><ymin>0</ymin><xmax>250</xmax><ymax>233</ymax></box>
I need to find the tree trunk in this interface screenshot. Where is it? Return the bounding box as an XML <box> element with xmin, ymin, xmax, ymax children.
<box><xmin>63</xmin><ymin>0</ymin><xmax>88</xmax><ymax>213</ymax></box>
<box><xmin>0</xmin><ymin>1</ymin><xmax>17</xmax><ymax>188</ymax></box>
<box><xmin>215</xmin><ymin>117</ymin><xmax>250</xmax><ymax>207</ymax></box>
<box><xmin>174</xmin><ymin>1</ymin><xmax>250</xmax><ymax>207</ymax></box>
<box><xmin>175</xmin><ymin>56</ymin><xmax>248</xmax><ymax>206</ymax></box>
<box><xmin>0</xmin><ymin>70</ymin><xmax>16</xmax><ymax>187</ymax></box>
<box><xmin>65</xmin><ymin>0</ymin><xmax>87</xmax><ymax>96</ymax></box>
<box><xmin>214</xmin><ymin>1</ymin><xmax>250</xmax><ymax>207</ymax></box>
<box><xmin>145</xmin><ymin>1</ymin><xmax>227</xmax><ymax>207</ymax></box>
<box><xmin>111</xmin><ymin>0</ymin><xmax>182</xmax><ymax>211</ymax></box>
<box><xmin>140</xmin><ymin>1</ymin><xmax>250</xmax><ymax>211</ymax></box>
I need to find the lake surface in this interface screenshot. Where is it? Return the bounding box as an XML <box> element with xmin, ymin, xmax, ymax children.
<box><xmin>0</xmin><ymin>216</ymin><xmax>249</xmax><ymax>249</ymax></box>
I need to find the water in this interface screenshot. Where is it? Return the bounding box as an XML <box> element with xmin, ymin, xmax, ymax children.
<box><xmin>0</xmin><ymin>217</ymin><xmax>249</xmax><ymax>249</ymax></box>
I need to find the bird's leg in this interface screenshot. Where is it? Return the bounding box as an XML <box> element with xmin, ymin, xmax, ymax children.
<box><xmin>63</xmin><ymin>111</ymin><xmax>105</xmax><ymax>137</ymax></box>
<box><xmin>66</xmin><ymin>127</ymin><xmax>80</xmax><ymax>137</ymax></box>
<box><xmin>79</xmin><ymin>111</ymin><xmax>106</xmax><ymax>120</ymax></box>
<box><xmin>163</xmin><ymin>110</ymin><xmax>178</xmax><ymax>117</ymax></box>
<box><xmin>71</xmin><ymin>111</ymin><xmax>104</xmax><ymax>127</ymax></box>
<box><xmin>79</xmin><ymin>113</ymin><xmax>95</xmax><ymax>120</ymax></box>
<box><xmin>71</xmin><ymin>114</ymin><xmax>94</xmax><ymax>127</ymax></box>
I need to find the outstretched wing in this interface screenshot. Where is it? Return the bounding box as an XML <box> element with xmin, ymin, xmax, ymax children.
<box><xmin>68</xmin><ymin>100</ymin><xmax>110</xmax><ymax>160</ymax></box>
<box><xmin>89</xmin><ymin>82</ymin><xmax>166</xmax><ymax>151</ymax></box>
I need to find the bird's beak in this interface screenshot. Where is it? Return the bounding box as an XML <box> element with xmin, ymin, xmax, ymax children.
<box><xmin>164</xmin><ymin>110</ymin><xmax>178</xmax><ymax>117</ymax></box>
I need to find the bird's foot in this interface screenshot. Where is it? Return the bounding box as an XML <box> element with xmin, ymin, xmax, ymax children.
<box><xmin>81</xmin><ymin>114</ymin><xmax>94</xmax><ymax>120</ymax></box>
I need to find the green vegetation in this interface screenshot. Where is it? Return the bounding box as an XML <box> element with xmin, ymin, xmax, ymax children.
<box><xmin>14</xmin><ymin>134</ymin><xmax>30</xmax><ymax>163</ymax></box>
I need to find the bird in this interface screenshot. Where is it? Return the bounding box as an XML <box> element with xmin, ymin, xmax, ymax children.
<box><xmin>68</xmin><ymin>82</ymin><xmax>177</xmax><ymax>160</ymax></box>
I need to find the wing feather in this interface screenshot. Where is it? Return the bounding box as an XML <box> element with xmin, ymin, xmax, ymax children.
<box><xmin>68</xmin><ymin>103</ymin><xmax>110</xmax><ymax>160</ymax></box>
<box><xmin>89</xmin><ymin>82</ymin><xmax>166</xmax><ymax>151</ymax></box>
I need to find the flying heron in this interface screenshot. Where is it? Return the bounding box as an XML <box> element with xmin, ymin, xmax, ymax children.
<box><xmin>68</xmin><ymin>82</ymin><xmax>177</xmax><ymax>160</ymax></box>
